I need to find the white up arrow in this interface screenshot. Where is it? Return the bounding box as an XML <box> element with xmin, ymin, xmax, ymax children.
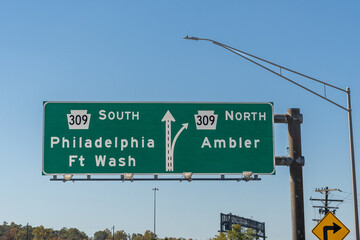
<box><xmin>161</xmin><ymin>111</ymin><xmax>188</xmax><ymax>172</ymax></box>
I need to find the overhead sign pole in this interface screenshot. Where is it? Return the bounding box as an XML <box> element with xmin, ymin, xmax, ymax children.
<box><xmin>288</xmin><ymin>109</ymin><xmax>305</xmax><ymax>240</ymax></box>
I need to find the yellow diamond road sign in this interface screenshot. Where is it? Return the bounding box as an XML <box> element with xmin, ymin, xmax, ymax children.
<box><xmin>312</xmin><ymin>212</ymin><xmax>350</xmax><ymax>240</ymax></box>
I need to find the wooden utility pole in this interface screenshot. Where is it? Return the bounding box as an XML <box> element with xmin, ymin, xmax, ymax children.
<box><xmin>310</xmin><ymin>187</ymin><xmax>343</xmax><ymax>222</ymax></box>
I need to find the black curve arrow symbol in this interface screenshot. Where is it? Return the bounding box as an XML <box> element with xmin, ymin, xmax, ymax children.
<box><xmin>323</xmin><ymin>222</ymin><xmax>341</xmax><ymax>240</ymax></box>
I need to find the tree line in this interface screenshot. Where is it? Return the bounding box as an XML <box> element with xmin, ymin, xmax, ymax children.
<box><xmin>0</xmin><ymin>222</ymin><xmax>182</xmax><ymax>240</ymax></box>
<box><xmin>0</xmin><ymin>221</ymin><xmax>255</xmax><ymax>240</ymax></box>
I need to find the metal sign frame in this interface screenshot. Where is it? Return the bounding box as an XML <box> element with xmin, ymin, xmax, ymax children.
<box><xmin>220</xmin><ymin>213</ymin><xmax>266</xmax><ymax>240</ymax></box>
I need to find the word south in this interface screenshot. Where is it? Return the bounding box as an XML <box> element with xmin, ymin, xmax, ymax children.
<box><xmin>50</xmin><ymin>136</ymin><xmax>154</xmax><ymax>151</ymax></box>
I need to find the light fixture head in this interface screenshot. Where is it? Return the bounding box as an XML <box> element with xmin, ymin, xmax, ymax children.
<box><xmin>242</xmin><ymin>171</ymin><xmax>253</xmax><ymax>179</ymax></box>
<box><xmin>63</xmin><ymin>174</ymin><xmax>73</xmax><ymax>181</ymax></box>
<box><xmin>183</xmin><ymin>36</ymin><xmax>199</xmax><ymax>41</ymax></box>
<box><xmin>182</xmin><ymin>172</ymin><xmax>193</xmax><ymax>180</ymax></box>
<box><xmin>124</xmin><ymin>173</ymin><xmax>134</xmax><ymax>180</ymax></box>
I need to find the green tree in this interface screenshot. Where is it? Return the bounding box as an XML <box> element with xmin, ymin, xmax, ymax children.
<box><xmin>14</xmin><ymin>224</ymin><xmax>33</xmax><ymax>240</ymax></box>
<box><xmin>163</xmin><ymin>238</ymin><xmax>187</xmax><ymax>240</ymax></box>
<box><xmin>211</xmin><ymin>232</ymin><xmax>227</xmax><ymax>240</ymax></box>
<box><xmin>130</xmin><ymin>230</ymin><xmax>156</xmax><ymax>240</ymax></box>
<box><xmin>0</xmin><ymin>222</ymin><xmax>23</xmax><ymax>240</ymax></box>
<box><xmin>130</xmin><ymin>233</ymin><xmax>141</xmax><ymax>240</ymax></box>
<box><xmin>142</xmin><ymin>230</ymin><xmax>156</xmax><ymax>240</ymax></box>
<box><xmin>66</xmin><ymin>228</ymin><xmax>88</xmax><ymax>240</ymax></box>
<box><xmin>32</xmin><ymin>225</ymin><xmax>54</xmax><ymax>240</ymax></box>
<box><xmin>94</xmin><ymin>229</ymin><xmax>111</xmax><ymax>240</ymax></box>
<box><xmin>9</xmin><ymin>227</ymin><xmax>19</xmax><ymax>239</ymax></box>
<box><xmin>212</xmin><ymin>224</ymin><xmax>255</xmax><ymax>240</ymax></box>
<box><xmin>113</xmin><ymin>230</ymin><xmax>127</xmax><ymax>240</ymax></box>
<box><xmin>0</xmin><ymin>221</ymin><xmax>10</xmax><ymax>240</ymax></box>
<box><xmin>54</xmin><ymin>227</ymin><xmax>68</xmax><ymax>240</ymax></box>
<box><xmin>15</xmin><ymin>229</ymin><xmax>30</xmax><ymax>240</ymax></box>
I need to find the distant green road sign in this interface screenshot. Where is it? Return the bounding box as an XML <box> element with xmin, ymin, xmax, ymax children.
<box><xmin>43</xmin><ymin>102</ymin><xmax>274</xmax><ymax>175</ymax></box>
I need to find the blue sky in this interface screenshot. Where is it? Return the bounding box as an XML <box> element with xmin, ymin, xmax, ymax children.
<box><xmin>1</xmin><ymin>1</ymin><xmax>360</xmax><ymax>239</ymax></box>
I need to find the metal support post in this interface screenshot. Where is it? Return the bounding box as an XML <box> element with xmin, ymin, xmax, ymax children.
<box><xmin>347</xmin><ymin>87</ymin><xmax>360</xmax><ymax>240</ymax></box>
<box><xmin>153</xmin><ymin>188</ymin><xmax>159</xmax><ymax>238</ymax></box>
<box><xmin>263</xmin><ymin>222</ymin><xmax>266</xmax><ymax>240</ymax></box>
<box><xmin>288</xmin><ymin>108</ymin><xmax>305</xmax><ymax>240</ymax></box>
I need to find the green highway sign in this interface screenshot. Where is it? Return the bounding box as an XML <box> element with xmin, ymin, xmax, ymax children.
<box><xmin>43</xmin><ymin>102</ymin><xmax>274</xmax><ymax>175</ymax></box>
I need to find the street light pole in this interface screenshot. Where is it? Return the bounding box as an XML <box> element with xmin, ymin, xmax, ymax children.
<box><xmin>26</xmin><ymin>223</ymin><xmax>29</xmax><ymax>240</ymax></box>
<box><xmin>347</xmin><ymin>87</ymin><xmax>359</xmax><ymax>238</ymax></box>
<box><xmin>184</xmin><ymin>36</ymin><xmax>359</xmax><ymax>240</ymax></box>
<box><xmin>152</xmin><ymin>188</ymin><xmax>159</xmax><ymax>238</ymax></box>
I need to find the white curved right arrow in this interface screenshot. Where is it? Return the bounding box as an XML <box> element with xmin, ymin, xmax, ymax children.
<box><xmin>171</xmin><ymin>123</ymin><xmax>188</xmax><ymax>151</ymax></box>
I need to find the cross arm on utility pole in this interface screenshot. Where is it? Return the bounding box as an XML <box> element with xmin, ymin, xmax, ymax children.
<box><xmin>313</xmin><ymin>206</ymin><xmax>339</xmax><ymax>209</ymax></box>
<box><xmin>310</xmin><ymin>198</ymin><xmax>344</xmax><ymax>202</ymax></box>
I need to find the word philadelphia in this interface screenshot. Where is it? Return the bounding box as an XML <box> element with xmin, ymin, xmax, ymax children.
<box><xmin>50</xmin><ymin>136</ymin><xmax>155</xmax><ymax>151</ymax></box>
